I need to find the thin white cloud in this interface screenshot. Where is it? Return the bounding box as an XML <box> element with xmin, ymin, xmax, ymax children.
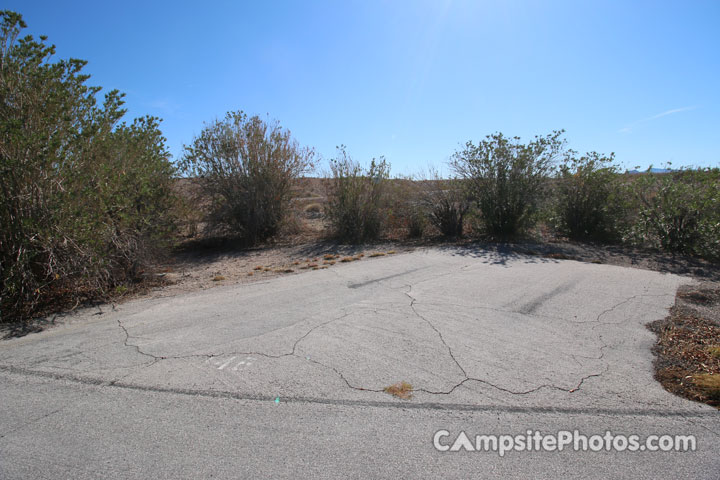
<box><xmin>647</xmin><ymin>106</ymin><xmax>697</xmax><ymax>120</ymax></box>
<box><xmin>618</xmin><ymin>106</ymin><xmax>697</xmax><ymax>134</ymax></box>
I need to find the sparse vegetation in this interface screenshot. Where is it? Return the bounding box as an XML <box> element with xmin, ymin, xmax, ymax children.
<box><xmin>625</xmin><ymin>167</ymin><xmax>720</xmax><ymax>260</ymax></box>
<box><xmin>179</xmin><ymin>111</ymin><xmax>314</xmax><ymax>245</ymax></box>
<box><xmin>554</xmin><ymin>152</ymin><xmax>625</xmax><ymax>241</ymax></box>
<box><xmin>451</xmin><ymin>131</ymin><xmax>565</xmax><ymax>237</ymax></box>
<box><xmin>325</xmin><ymin>146</ymin><xmax>390</xmax><ymax>243</ymax></box>
<box><xmin>405</xmin><ymin>208</ymin><xmax>427</xmax><ymax>238</ymax></box>
<box><xmin>421</xmin><ymin>177</ymin><xmax>470</xmax><ymax>237</ymax></box>
<box><xmin>385</xmin><ymin>178</ymin><xmax>427</xmax><ymax>239</ymax></box>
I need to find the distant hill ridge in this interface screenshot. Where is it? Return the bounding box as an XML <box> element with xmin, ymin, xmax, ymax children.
<box><xmin>626</xmin><ymin>167</ymin><xmax>675</xmax><ymax>174</ymax></box>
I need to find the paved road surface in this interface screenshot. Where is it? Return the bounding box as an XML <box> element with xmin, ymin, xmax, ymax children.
<box><xmin>1</xmin><ymin>248</ymin><xmax>717</xmax><ymax>478</ymax></box>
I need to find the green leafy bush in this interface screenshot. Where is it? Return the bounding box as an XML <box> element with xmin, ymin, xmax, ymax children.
<box><xmin>0</xmin><ymin>11</ymin><xmax>176</xmax><ymax>322</ymax></box>
<box><xmin>325</xmin><ymin>146</ymin><xmax>390</xmax><ymax>242</ymax></box>
<box><xmin>451</xmin><ymin>131</ymin><xmax>565</xmax><ymax>237</ymax></box>
<box><xmin>625</xmin><ymin>168</ymin><xmax>720</xmax><ymax>259</ymax></box>
<box><xmin>179</xmin><ymin>111</ymin><xmax>314</xmax><ymax>245</ymax></box>
<box><xmin>555</xmin><ymin>152</ymin><xmax>625</xmax><ymax>240</ymax></box>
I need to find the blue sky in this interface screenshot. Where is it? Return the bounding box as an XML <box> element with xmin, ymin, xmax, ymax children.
<box><xmin>8</xmin><ymin>0</ymin><xmax>720</xmax><ymax>174</ymax></box>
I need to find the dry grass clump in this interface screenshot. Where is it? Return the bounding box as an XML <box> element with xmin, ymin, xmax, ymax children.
<box><xmin>708</xmin><ymin>346</ymin><xmax>720</xmax><ymax>359</ymax></box>
<box><xmin>383</xmin><ymin>381</ymin><xmax>413</xmax><ymax>400</ymax></box>
<box><xmin>693</xmin><ymin>374</ymin><xmax>720</xmax><ymax>401</ymax></box>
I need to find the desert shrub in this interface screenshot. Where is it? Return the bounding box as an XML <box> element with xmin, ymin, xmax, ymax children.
<box><xmin>451</xmin><ymin>131</ymin><xmax>565</xmax><ymax>237</ymax></box>
<box><xmin>420</xmin><ymin>177</ymin><xmax>470</xmax><ymax>237</ymax></box>
<box><xmin>385</xmin><ymin>178</ymin><xmax>426</xmax><ymax>238</ymax></box>
<box><xmin>325</xmin><ymin>146</ymin><xmax>390</xmax><ymax>242</ymax></box>
<box><xmin>0</xmin><ymin>11</ymin><xmax>176</xmax><ymax>322</ymax></box>
<box><xmin>179</xmin><ymin>111</ymin><xmax>314</xmax><ymax>245</ymax></box>
<box><xmin>278</xmin><ymin>210</ymin><xmax>304</xmax><ymax>237</ymax></box>
<box><xmin>554</xmin><ymin>152</ymin><xmax>625</xmax><ymax>240</ymax></box>
<box><xmin>625</xmin><ymin>168</ymin><xmax>720</xmax><ymax>259</ymax></box>
<box><xmin>405</xmin><ymin>207</ymin><xmax>427</xmax><ymax>238</ymax></box>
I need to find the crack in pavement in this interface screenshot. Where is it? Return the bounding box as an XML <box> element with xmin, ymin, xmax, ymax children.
<box><xmin>561</xmin><ymin>292</ymin><xmax>677</xmax><ymax>378</ymax></box>
<box><xmin>567</xmin><ymin>293</ymin><xmax>674</xmax><ymax>325</ymax></box>
<box><xmin>0</xmin><ymin>282</ymin><xmax>704</xmax><ymax>412</ymax></box>
<box><xmin>112</xmin><ymin>309</ymin><xmax>394</xmax><ymax>395</ymax></box>
<box><xmin>1</xmin><ymin>365</ymin><xmax>715</xmax><ymax>418</ymax></box>
<box><xmin>117</xmin><ymin>318</ymin><xmax>166</xmax><ymax>360</ymax></box>
<box><xmin>402</xmin><ymin>285</ymin><xmax>609</xmax><ymax>396</ymax></box>
<box><xmin>110</xmin><ymin>277</ymin><xmax>667</xmax><ymax>402</ymax></box>
<box><xmin>116</xmin><ymin>311</ymin><xmax>354</xmax><ymax>364</ymax></box>
<box><xmin>404</xmin><ymin>286</ymin><xmax>468</xmax><ymax>379</ymax></box>
<box><xmin>561</xmin><ymin>293</ymin><xmax>676</xmax><ymax>365</ymax></box>
<box><xmin>0</xmin><ymin>406</ymin><xmax>67</xmax><ymax>440</ymax></box>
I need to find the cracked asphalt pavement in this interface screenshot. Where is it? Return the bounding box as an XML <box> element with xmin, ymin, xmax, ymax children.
<box><xmin>1</xmin><ymin>248</ymin><xmax>718</xmax><ymax>478</ymax></box>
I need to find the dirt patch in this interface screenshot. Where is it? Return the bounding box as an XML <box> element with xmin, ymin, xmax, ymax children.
<box><xmin>677</xmin><ymin>288</ymin><xmax>719</xmax><ymax>306</ymax></box>
<box><xmin>648</xmin><ymin>282</ymin><xmax>720</xmax><ymax>408</ymax></box>
<box><xmin>130</xmin><ymin>239</ymin><xmax>412</xmax><ymax>301</ymax></box>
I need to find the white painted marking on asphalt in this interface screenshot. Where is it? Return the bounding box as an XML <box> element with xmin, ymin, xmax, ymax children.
<box><xmin>210</xmin><ymin>355</ymin><xmax>258</xmax><ymax>372</ymax></box>
<box><xmin>217</xmin><ymin>357</ymin><xmax>236</xmax><ymax>370</ymax></box>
